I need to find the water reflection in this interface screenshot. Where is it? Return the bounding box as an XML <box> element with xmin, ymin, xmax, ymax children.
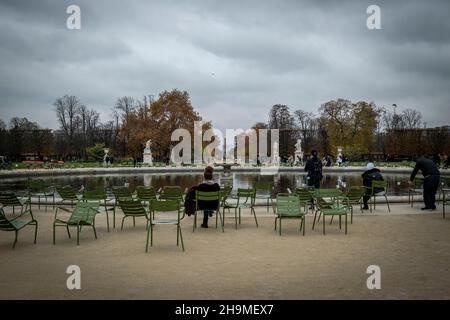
<box><xmin>0</xmin><ymin>172</ymin><xmax>424</xmax><ymax>196</ymax></box>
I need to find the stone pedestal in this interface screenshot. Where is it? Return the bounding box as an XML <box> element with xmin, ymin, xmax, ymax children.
<box><xmin>143</xmin><ymin>150</ymin><xmax>153</xmax><ymax>165</ymax></box>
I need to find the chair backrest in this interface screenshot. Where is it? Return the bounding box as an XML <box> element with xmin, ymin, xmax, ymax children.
<box><xmin>161</xmin><ymin>186</ymin><xmax>183</xmax><ymax>201</ymax></box>
<box><xmin>136</xmin><ymin>186</ymin><xmax>157</xmax><ymax>201</ymax></box>
<box><xmin>237</xmin><ymin>188</ymin><xmax>256</xmax><ymax>205</ymax></box>
<box><xmin>112</xmin><ymin>187</ymin><xmax>133</xmax><ymax>201</ymax></box>
<box><xmin>345</xmin><ymin>186</ymin><xmax>365</xmax><ymax>201</ymax></box>
<box><xmin>67</xmin><ymin>202</ymin><xmax>99</xmax><ymax>225</ymax></box>
<box><xmin>56</xmin><ymin>186</ymin><xmax>78</xmax><ymax>201</ymax></box>
<box><xmin>0</xmin><ymin>208</ymin><xmax>15</xmax><ymax>230</ymax></box>
<box><xmin>295</xmin><ymin>188</ymin><xmax>313</xmax><ymax>202</ymax></box>
<box><xmin>119</xmin><ymin>199</ymin><xmax>147</xmax><ymax>216</ymax></box>
<box><xmin>371</xmin><ymin>180</ymin><xmax>388</xmax><ymax>190</ymax></box>
<box><xmin>219</xmin><ymin>186</ymin><xmax>232</xmax><ymax>202</ymax></box>
<box><xmin>276</xmin><ymin>194</ymin><xmax>300</xmax><ymax>216</ymax></box>
<box><xmin>314</xmin><ymin>188</ymin><xmax>342</xmax><ymax>198</ymax></box>
<box><xmin>254</xmin><ymin>181</ymin><xmax>273</xmax><ymax>191</ymax></box>
<box><xmin>150</xmin><ymin>199</ymin><xmax>180</xmax><ymax>212</ymax></box>
<box><xmin>83</xmin><ymin>190</ymin><xmax>107</xmax><ymax>201</ymax></box>
<box><xmin>0</xmin><ymin>192</ymin><xmax>23</xmax><ymax>207</ymax></box>
<box><xmin>195</xmin><ymin>191</ymin><xmax>220</xmax><ymax>210</ymax></box>
<box><xmin>28</xmin><ymin>179</ymin><xmax>51</xmax><ymax>191</ymax></box>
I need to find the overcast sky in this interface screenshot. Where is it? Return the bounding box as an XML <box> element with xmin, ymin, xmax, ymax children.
<box><xmin>1</xmin><ymin>0</ymin><xmax>449</xmax><ymax>131</ymax></box>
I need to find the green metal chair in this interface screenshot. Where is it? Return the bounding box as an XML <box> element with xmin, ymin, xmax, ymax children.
<box><xmin>439</xmin><ymin>177</ymin><xmax>450</xmax><ymax>205</ymax></box>
<box><xmin>192</xmin><ymin>190</ymin><xmax>222</xmax><ymax>232</ymax></box>
<box><xmin>369</xmin><ymin>180</ymin><xmax>390</xmax><ymax>212</ymax></box>
<box><xmin>313</xmin><ymin>193</ymin><xmax>349</xmax><ymax>235</ymax></box>
<box><xmin>222</xmin><ymin>188</ymin><xmax>257</xmax><ymax>229</ymax></box>
<box><xmin>295</xmin><ymin>188</ymin><xmax>313</xmax><ymax>213</ymax></box>
<box><xmin>274</xmin><ymin>193</ymin><xmax>305</xmax><ymax>236</ymax></box>
<box><xmin>136</xmin><ymin>186</ymin><xmax>157</xmax><ymax>207</ymax></box>
<box><xmin>27</xmin><ymin>179</ymin><xmax>55</xmax><ymax>211</ymax></box>
<box><xmin>160</xmin><ymin>186</ymin><xmax>184</xmax><ymax>204</ymax></box>
<box><xmin>53</xmin><ymin>202</ymin><xmax>99</xmax><ymax>245</ymax></box>
<box><xmin>118</xmin><ymin>199</ymin><xmax>150</xmax><ymax>230</ymax></box>
<box><xmin>83</xmin><ymin>190</ymin><xmax>111</xmax><ymax>232</ymax></box>
<box><xmin>0</xmin><ymin>206</ymin><xmax>38</xmax><ymax>249</ymax></box>
<box><xmin>146</xmin><ymin>199</ymin><xmax>185</xmax><ymax>252</ymax></box>
<box><xmin>311</xmin><ymin>189</ymin><xmax>342</xmax><ymax>230</ymax></box>
<box><xmin>112</xmin><ymin>186</ymin><xmax>134</xmax><ymax>228</ymax></box>
<box><xmin>254</xmin><ymin>181</ymin><xmax>275</xmax><ymax>213</ymax></box>
<box><xmin>56</xmin><ymin>186</ymin><xmax>83</xmax><ymax>207</ymax></box>
<box><xmin>344</xmin><ymin>186</ymin><xmax>365</xmax><ymax>223</ymax></box>
<box><xmin>408</xmin><ymin>178</ymin><xmax>424</xmax><ymax>207</ymax></box>
<box><xmin>0</xmin><ymin>192</ymin><xmax>31</xmax><ymax>215</ymax></box>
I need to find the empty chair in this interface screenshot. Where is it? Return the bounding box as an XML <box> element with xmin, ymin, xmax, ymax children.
<box><xmin>222</xmin><ymin>188</ymin><xmax>257</xmax><ymax>229</ymax></box>
<box><xmin>295</xmin><ymin>188</ymin><xmax>313</xmax><ymax>213</ymax></box>
<box><xmin>56</xmin><ymin>186</ymin><xmax>82</xmax><ymax>207</ymax></box>
<box><xmin>313</xmin><ymin>193</ymin><xmax>349</xmax><ymax>235</ymax></box>
<box><xmin>53</xmin><ymin>202</ymin><xmax>99</xmax><ymax>245</ymax></box>
<box><xmin>111</xmin><ymin>186</ymin><xmax>134</xmax><ymax>228</ymax></box>
<box><xmin>254</xmin><ymin>181</ymin><xmax>275</xmax><ymax>213</ymax></box>
<box><xmin>27</xmin><ymin>179</ymin><xmax>55</xmax><ymax>211</ymax></box>
<box><xmin>135</xmin><ymin>186</ymin><xmax>157</xmax><ymax>207</ymax></box>
<box><xmin>118</xmin><ymin>199</ymin><xmax>150</xmax><ymax>230</ymax></box>
<box><xmin>344</xmin><ymin>186</ymin><xmax>366</xmax><ymax>223</ymax></box>
<box><xmin>146</xmin><ymin>199</ymin><xmax>185</xmax><ymax>252</ymax></box>
<box><xmin>160</xmin><ymin>186</ymin><xmax>184</xmax><ymax>204</ymax></box>
<box><xmin>83</xmin><ymin>189</ymin><xmax>111</xmax><ymax>232</ymax></box>
<box><xmin>0</xmin><ymin>191</ymin><xmax>31</xmax><ymax>215</ymax></box>
<box><xmin>274</xmin><ymin>194</ymin><xmax>305</xmax><ymax>236</ymax></box>
<box><xmin>0</xmin><ymin>207</ymin><xmax>38</xmax><ymax>249</ymax></box>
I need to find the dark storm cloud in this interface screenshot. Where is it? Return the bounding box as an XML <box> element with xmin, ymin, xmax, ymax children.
<box><xmin>0</xmin><ymin>0</ymin><xmax>449</xmax><ymax>130</ymax></box>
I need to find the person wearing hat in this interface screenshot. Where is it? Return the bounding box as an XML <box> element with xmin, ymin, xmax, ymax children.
<box><xmin>361</xmin><ymin>162</ymin><xmax>384</xmax><ymax>210</ymax></box>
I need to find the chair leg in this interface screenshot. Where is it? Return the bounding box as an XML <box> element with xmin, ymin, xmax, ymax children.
<box><xmin>53</xmin><ymin>224</ymin><xmax>56</xmax><ymax>245</ymax></box>
<box><xmin>238</xmin><ymin>208</ymin><xmax>241</xmax><ymax>224</ymax></box>
<box><xmin>351</xmin><ymin>206</ymin><xmax>354</xmax><ymax>224</ymax></box>
<box><xmin>274</xmin><ymin>217</ymin><xmax>277</xmax><ymax>230</ymax></box>
<box><xmin>192</xmin><ymin>212</ymin><xmax>197</xmax><ymax>232</ymax></box>
<box><xmin>146</xmin><ymin>222</ymin><xmax>151</xmax><ymax>253</ymax></box>
<box><xmin>339</xmin><ymin>215</ymin><xmax>342</xmax><ymax>229</ymax></box>
<box><xmin>345</xmin><ymin>214</ymin><xmax>348</xmax><ymax>235</ymax></box>
<box><xmin>34</xmin><ymin>222</ymin><xmax>38</xmax><ymax>244</ymax></box>
<box><xmin>312</xmin><ymin>210</ymin><xmax>318</xmax><ymax>230</ymax></box>
<box><xmin>133</xmin><ymin>216</ymin><xmax>136</xmax><ymax>227</ymax></box>
<box><xmin>12</xmin><ymin>230</ymin><xmax>18</xmax><ymax>249</ymax></box>
<box><xmin>121</xmin><ymin>216</ymin><xmax>126</xmax><ymax>230</ymax></box>
<box><xmin>177</xmin><ymin>223</ymin><xmax>180</xmax><ymax>245</ymax></box>
<box><xmin>150</xmin><ymin>225</ymin><xmax>154</xmax><ymax>246</ymax></box>
<box><xmin>330</xmin><ymin>215</ymin><xmax>334</xmax><ymax>225</ymax></box>
<box><xmin>179</xmin><ymin>225</ymin><xmax>185</xmax><ymax>252</ymax></box>
<box><xmin>302</xmin><ymin>217</ymin><xmax>305</xmax><ymax>236</ymax></box>
<box><xmin>105</xmin><ymin>205</ymin><xmax>110</xmax><ymax>232</ymax></box>
<box><xmin>385</xmin><ymin>195</ymin><xmax>391</xmax><ymax>212</ymax></box>
<box><xmin>323</xmin><ymin>215</ymin><xmax>326</xmax><ymax>235</ymax></box>
<box><xmin>235</xmin><ymin>208</ymin><xmax>238</xmax><ymax>230</ymax></box>
<box><xmin>252</xmin><ymin>207</ymin><xmax>258</xmax><ymax>227</ymax></box>
<box><xmin>77</xmin><ymin>226</ymin><xmax>80</xmax><ymax>246</ymax></box>
<box><xmin>93</xmin><ymin>226</ymin><xmax>97</xmax><ymax>239</ymax></box>
<box><xmin>66</xmin><ymin>226</ymin><xmax>71</xmax><ymax>238</ymax></box>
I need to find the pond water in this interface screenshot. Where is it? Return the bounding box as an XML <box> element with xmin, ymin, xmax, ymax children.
<box><xmin>0</xmin><ymin>172</ymin><xmax>430</xmax><ymax>196</ymax></box>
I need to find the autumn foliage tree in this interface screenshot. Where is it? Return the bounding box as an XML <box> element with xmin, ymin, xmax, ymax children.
<box><xmin>120</xmin><ymin>89</ymin><xmax>212</xmax><ymax>162</ymax></box>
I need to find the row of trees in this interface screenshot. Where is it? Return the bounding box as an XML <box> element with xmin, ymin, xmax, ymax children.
<box><xmin>251</xmin><ymin>100</ymin><xmax>449</xmax><ymax>160</ymax></box>
<box><xmin>0</xmin><ymin>91</ymin><xmax>448</xmax><ymax>162</ymax></box>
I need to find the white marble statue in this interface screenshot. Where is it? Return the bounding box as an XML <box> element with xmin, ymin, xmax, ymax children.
<box><xmin>143</xmin><ymin>139</ymin><xmax>153</xmax><ymax>165</ymax></box>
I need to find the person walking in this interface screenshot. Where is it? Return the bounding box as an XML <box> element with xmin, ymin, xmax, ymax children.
<box><xmin>304</xmin><ymin>150</ymin><xmax>323</xmax><ymax>189</ymax></box>
<box><xmin>409</xmin><ymin>156</ymin><xmax>440</xmax><ymax>210</ymax></box>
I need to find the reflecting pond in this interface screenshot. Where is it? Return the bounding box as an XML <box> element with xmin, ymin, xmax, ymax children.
<box><xmin>0</xmin><ymin>172</ymin><xmax>434</xmax><ymax>196</ymax></box>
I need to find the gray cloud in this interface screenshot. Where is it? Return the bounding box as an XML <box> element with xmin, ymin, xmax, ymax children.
<box><xmin>0</xmin><ymin>0</ymin><xmax>449</xmax><ymax>131</ymax></box>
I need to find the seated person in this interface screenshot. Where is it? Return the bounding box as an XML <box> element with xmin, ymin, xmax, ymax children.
<box><xmin>197</xmin><ymin>166</ymin><xmax>221</xmax><ymax>228</ymax></box>
<box><xmin>361</xmin><ymin>162</ymin><xmax>384</xmax><ymax>210</ymax></box>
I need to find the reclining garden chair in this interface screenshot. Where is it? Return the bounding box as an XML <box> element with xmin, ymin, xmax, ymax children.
<box><xmin>0</xmin><ymin>206</ymin><xmax>38</xmax><ymax>249</ymax></box>
<box><xmin>83</xmin><ymin>189</ymin><xmax>112</xmax><ymax>232</ymax></box>
<box><xmin>0</xmin><ymin>191</ymin><xmax>31</xmax><ymax>215</ymax></box>
<box><xmin>53</xmin><ymin>202</ymin><xmax>99</xmax><ymax>245</ymax></box>
<box><xmin>56</xmin><ymin>186</ymin><xmax>83</xmax><ymax>207</ymax></box>
<box><xmin>112</xmin><ymin>186</ymin><xmax>134</xmax><ymax>228</ymax></box>
<box><xmin>222</xmin><ymin>188</ymin><xmax>258</xmax><ymax>229</ymax></box>
<box><xmin>313</xmin><ymin>192</ymin><xmax>349</xmax><ymax>235</ymax></box>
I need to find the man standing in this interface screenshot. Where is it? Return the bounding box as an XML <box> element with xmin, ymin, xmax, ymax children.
<box><xmin>409</xmin><ymin>156</ymin><xmax>440</xmax><ymax>210</ymax></box>
<box><xmin>305</xmin><ymin>150</ymin><xmax>323</xmax><ymax>188</ymax></box>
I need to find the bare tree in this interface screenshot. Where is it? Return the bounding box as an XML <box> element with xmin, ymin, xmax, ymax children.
<box><xmin>54</xmin><ymin>95</ymin><xmax>82</xmax><ymax>159</ymax></box>
<box><xmin>401</xmin><ymin>108</ymin><xmax>422</xmax><ymax>129</ymax></box>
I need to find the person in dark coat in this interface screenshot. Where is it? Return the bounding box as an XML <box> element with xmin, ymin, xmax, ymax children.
<box><xmin>196</xmin><ymin>166</ymin><xmax>220</xmax><ymax>228</ymax></box>
<box><xmin>304</xmin><ymin>150</ymin><xmax>323</xmax><ymax>188</ymax></box>
<box><xmin>409</xmin><ymin>156</ymin><xmax>440</xmax><ymax>210</ymax></box>
<box><xmin>361</xmin><ymin>162</ymin><xmax>384</xmax><ymax>210</ymax></box>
